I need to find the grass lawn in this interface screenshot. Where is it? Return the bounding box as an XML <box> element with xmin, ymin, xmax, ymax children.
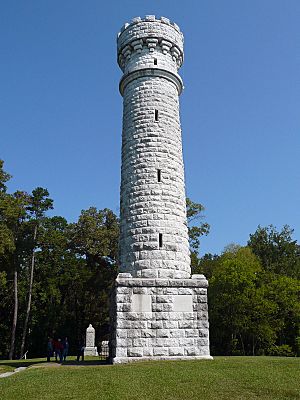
<box><xmin>0</xmin><ymin>356</ymin><xmax>299</xmax><ymax>400</ymax></box>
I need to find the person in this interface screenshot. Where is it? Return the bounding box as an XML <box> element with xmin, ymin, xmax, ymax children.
<box><xmin>62</xmin><ymin>337</ymin><xmax>69</xmax><ymax>361</ymax></box>
<box><xmin>54</xmin><ymin>338</ymin><xmax>64</xmax><ymax>362</ymax></box>
<box><xmin>52</xmin><ymin>338</ymin><xmax>58</xmax><ymax>361</ymax></box>
<box><xmin>47</xmin><ymin>337</ymin><xmax>53</xmax><ymax>362</ymax></box>
<box><xmin>76</xmin><ymin>338</ymin><xmax>85</xmax><ymax>362</ymax></box>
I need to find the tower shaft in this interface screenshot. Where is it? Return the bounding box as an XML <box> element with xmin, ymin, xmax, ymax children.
<box><xmin>118</xmin><ymin>15</ymin><xmax>189</xmax><ymax>279</ymax></box>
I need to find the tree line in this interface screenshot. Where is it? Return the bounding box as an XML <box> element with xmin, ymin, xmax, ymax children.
<box><xmin>0</xmin><ymin>160</ymin><xmax>299</xmax><ymax>359</ymax></box>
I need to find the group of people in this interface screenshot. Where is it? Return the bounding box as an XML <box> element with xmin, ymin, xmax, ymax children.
<box><xmin>47</xmin><ymin>337</ymin><xmax>86</xmax><ymax>362</ymax></box>
<box><xmin>47</xmin><ymin>337</ymin><xmax>69</xmax><ymax>362</ymax></box>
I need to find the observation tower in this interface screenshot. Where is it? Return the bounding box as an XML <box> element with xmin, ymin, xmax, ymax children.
<box><xmin>110</xmin><ymin>16</ymin><xmax>212</xmax><ymax>363</ymax></box>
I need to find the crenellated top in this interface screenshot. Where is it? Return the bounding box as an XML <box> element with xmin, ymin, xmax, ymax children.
<box><xmin>117</xmin><ymin>16</ymin><xmax>184</xmax><ymax>73</ymax></box>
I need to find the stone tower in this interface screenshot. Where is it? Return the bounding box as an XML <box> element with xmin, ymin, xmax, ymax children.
<box><xmin>110</xmin><ymin>16</ymin><xmax>212</xmax><ymax>363</ymax></box>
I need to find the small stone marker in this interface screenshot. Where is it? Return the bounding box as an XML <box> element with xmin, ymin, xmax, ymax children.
<box><xmin>84</xmin><ymin>324</ymin><xmax>98</xmax><ymax>356</ymax></box>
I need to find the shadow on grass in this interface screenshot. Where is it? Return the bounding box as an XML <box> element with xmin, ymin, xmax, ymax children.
<box><xmin>62</xmin><ymin>359</ymin><xmax>109</xmax><ymax>366</ymax></box>
<box><xmin>0</xmin><ymin>358</ymin><xmax>109</xmax><ymax>369</ymax></box>
<box><xmin>0</xmin><ymin>360</ymin><xmax>47</xmax><ymax>369</ymax></box>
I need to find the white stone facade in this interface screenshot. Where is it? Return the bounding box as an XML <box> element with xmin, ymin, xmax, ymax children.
<box><xmin>110</xmin><ymin>274</ymin><xmax>211</xmax><ymax>363</ymax></box>
<box><xmin>111</xmin><ymin>16</ymin><xmax>211</xmax><ymax>363</ymax></box>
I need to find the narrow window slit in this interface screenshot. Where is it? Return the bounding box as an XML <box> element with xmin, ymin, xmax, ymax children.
<box><xmin>159</xmin><ymin>233</ymin><xmax>163</xmax><ymax>248</ymax></box>
<box><xmin>155</xmin><ymin>109</ymin><xmax>158</xmax><ymax>122</ymax></box>
<box><xmin>157</xmin><ymin>169</ymin><xmax>161</xmax><ymax>182</ymax></box>
<box><xmin>154</xmin><ymin>58</ymin><xmax>157</xmax><ymax>65</ymax></box>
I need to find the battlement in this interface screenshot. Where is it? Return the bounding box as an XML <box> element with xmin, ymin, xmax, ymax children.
<box><xmin>117</xmin><ymin>16</ymin><xmax>184</xmax><ymax>72</ymax></box>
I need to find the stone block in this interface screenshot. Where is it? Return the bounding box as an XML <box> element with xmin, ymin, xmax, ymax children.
<box><xmin>141</xmin><ymin>329</ymin><xmax>156</xmax><ymax>338</ymax></box>
<box><xmin>127</xmin><ymin>329</ymin><xmax>142</xmax><ymax>338</ymax></box>
<box><xmin>128</xmin><ymin>347</ymin><xmax>143</xmax><ymax>357</ymax></box>
<box><xmin>185</xmin><ymin>329</ymin><xmax>199</xmax><ymax>337</ymax></box>
<box><xmin>116</xmin><ymin>347</ymin><xmax>127</xmax><ymax>357</ymax></box>
<box><xmin>132</xmin><ymin>294</ymin><xmax>152</xmax><ymax>312</ymax></box>
<box><xmin>173</xmin><ymin>295</ymin><xmax>193</xmax><ymax>312</ymax></box>
<box><xmin>143</xmin><ymin>347</ymin><xmax>153</xmax><ymax>356</ymax></box>
<box><xmin>162</xmin><ymin>320</ymin><xmax>178</xmax><ymax>329</ymax></box>
<box><xmin>156</xmin><ymin>295</ymin><xmax>173</xmax><ymax>303</ymax></box>
<box><xmin>133</xmin><ymin>338</ymin><xmax>148</xmax><ymax>347</ymax></box>
<box><xmin>156</xmin><ymin>329</ymin><xmax>170</xmax><ymax>338</ymax></box>
<box><xmin>117</xmin><ymin>338</ymin><xmax>133</xmax><ymax>347</ymax></box>
<box><xmin>116</xmin><ymin>329</ymin><xmax>127</xmax><ymax>338</ymax></box>
<box><xmin>169</xmin><ymin>329</ymin><xmax>185</xmax><ymax>338</ymax></box>
<box><xmin>179</xmin><ymin>338</ymin><xmax>195</xmax><ymax>347</ymax></box>
<box><xmin>178</xmin><ymin>320</ymin><xmax>197</xmax><ymax>329</ymax></box>
<box><xmin>184</xmin><ymin>347</ymin><xmax>200</xmax><ymax>356</ymax></box>
<box><xmin>153</xmin><ymin>347</ymin><xmax>169</xmax><ymax>356</ymax></box>
<box><xmin>168</xmin><ymin>347</ymin><xmax>184</xmax><ymax>356</ymax></box>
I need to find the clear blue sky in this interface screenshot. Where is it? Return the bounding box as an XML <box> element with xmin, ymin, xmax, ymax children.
<box><xmin>1</xmin><ymin>0</ymin><xmax>299</xmax><ymax>255</ymax></box>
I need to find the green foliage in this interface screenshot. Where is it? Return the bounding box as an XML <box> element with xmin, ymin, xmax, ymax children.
<box><xmin>0</xmin><ymin>160</ymin><xmax>11</xmax><ymax>193</ymax></box>
<box><xmin>248</xmin><ymin>225</ymin><xmax>300</xmax><ymax>278</ymax></box>
<box><xmin>208</xmin><ymin>247</ymin><xmax>277</xmax><ymax>355</ymax></box>
<box><xmin>207</xmin><ymin>237</ymin><xmax>300</xmax><ymax>356</ymax></box>
<box><xmin>186</xmin><ymin>197</ymin><xmax>210</xmax><ymax>270</ymax></box>
<box><xmin>266</xmin><ymin>344</ymin><xmax>294</xmax><ymax>357</ymax></box>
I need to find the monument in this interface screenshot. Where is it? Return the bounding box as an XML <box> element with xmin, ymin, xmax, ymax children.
<box><xmin>84</xmin><ymin>324</ymin><xmax>98</xmax><ymax>356</ymax></box>
<box><xmin>110</xmin><ymin>16</ymin><xmax>212</xmax><ymax>363</ymax></box>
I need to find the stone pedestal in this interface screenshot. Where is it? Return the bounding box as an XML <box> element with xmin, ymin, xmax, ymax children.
<box><xmin>110</xmin><ymin>273</ymin><xmax>212</xmax><ymax>363</ymax></box>
<box><xmin>84</xmin><ymin>324</ymin><xmax>98</xmax><ymax>357</ymax></box>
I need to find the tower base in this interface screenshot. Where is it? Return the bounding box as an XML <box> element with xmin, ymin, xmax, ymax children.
<box><xmin>110</xmin><ymin>273</ymin><xmax>212</xmax><ymax>364</ymax></box>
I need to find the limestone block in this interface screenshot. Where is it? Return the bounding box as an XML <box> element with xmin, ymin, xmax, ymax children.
<box><xmin>178</xmin><ymin>320</ymin><xmax>197</xmax><ymax>329</ymax></box>
<box><xmin>162</xmin><ymin>321</ymin><xmax>178</xmax><ymax>329</ymax></box>
<box><xmin>156</xmin><ymin>329</ymin><xmax>170</xmax><ymax>338</ymax></box>
<box><xmin>117</xmin><ymin>338</ymin><xmax>133</xmax><ymax>347</ymax></box>
<box><xmin>127</xmin><ymin>329</ymin><xmax>142</xmax><ymax>338</ymax></box>
<box><xmin>116</xmin><ymin>347</ymin><xmax>127</xmax><ymax>357</ymax></box>
<box><xmin>185</xmin><ymin>329</ymin><xmax>199</xmax><ymax>337</ymax></box>
<box><xmin>156</xmin><ymin>295</ymin><xmax>173</xmax><ymax>303</ymax></box>
<box><xmin>173</xmin><ymin>295</ymin><xmax>193</xmax><ymax>312</ymax></box>
<box><xmin>169</xmin><ymin>329</ymin><xmax>185</xmax><ymax>338</ymax></box>
<box><xmin>116</xmin><ymin>329</ymin><xmax>127</xmax><ymax>338</ymax></box>
<box><xmin>128</xmin><ymin>347</ymin><xmax>143</xmax><ymax>357</ymax></box>
<box><xmin>149</xmin><ymin>321</ymin><xmax>164</xmax><ymax>329</ymax></box>
<box><xmin>179</xmin><ymin>338</ymin><xmax>195</xmax><ymax>347</ymax></box>
<box><xmin>168</xmin><ymin>347</ymin><xmax>184</xmax><ymax>356</ymax></box>
<box><xmin>153</xmin><ymin>347</ymin><xmax>169</xmax><ymax>356</ymax></box>
<box><xmin>133</xmin><ymin>338</ymin><xmax>148</xmax><ymax>347</ymax></box>
<box><xmin>185</xmin><ymin>347</ymin><xmax>200</xmax><ymax>356</ymax></box>
<box><xmin>143</xmin><ymin>347</ymin><xmax>154</xmax><ymax>356</ymax></box>
<box><xmin>141</xmin><ymin>329</ymin><xmax>156</xmax><ymax>338</ymax></box>
<box><xmin>131</xmin><ymin>294</ymin><xmax>152</xmax><ymax>312</ymax></box>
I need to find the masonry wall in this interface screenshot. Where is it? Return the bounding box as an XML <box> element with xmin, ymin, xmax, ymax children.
<box><xmin>118</xmin><ymin>16</ymin><xmax>189</xmax><ymax>279</ymax></box>
<box><xmin>110</xmin><ymin>275</ymin><xmax>211</xmax><ymax>362</ymax></box>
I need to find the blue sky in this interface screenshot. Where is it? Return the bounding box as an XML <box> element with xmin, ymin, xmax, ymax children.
<box><xmin>1</xmin><ymin>0</ymin><xmax>299</xmax><ymax>255</ymax></box>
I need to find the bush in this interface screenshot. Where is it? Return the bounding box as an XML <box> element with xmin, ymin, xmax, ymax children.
<box><xmin>267</xmin><ymin>344</ymin><xmax>294</xmax><ymax>357</ymax></box>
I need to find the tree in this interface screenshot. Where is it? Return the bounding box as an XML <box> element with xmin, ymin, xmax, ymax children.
<box><xmin>208</xmin><ymin>247</ymin><xmax>278</xmax><ymax>355</ymax></box>
<box><xmin>0</xmin><ymin>161</ymin><xmax>31</xmax><ymax>358</ymax></box>
<box><xmin>194</xmin><ymin>253</ymin><xmax>220</xmax><ymax>279</ymax></box>
<box><xmin>186</xmin><ymin>198</ymin><xmax>210</xmax><ymax>271</ymax></box>
<box><xmin>20</xmin><ymin>187</ymin><xmax>53</xmax><ymax>358</ymax></box>
<box><xmin>67</xmin><ymin>207</ymin><xmax>119</xmax><ymax>341</ymax></box>
<box><xmin>248</xmin><ymin>225</ymin><xmax>300</xmax><ymax>278</ymax></box>
<box><xmin>0</xmin><ymin>160</ymin><xmax>11</xmax><ymax>193</ymax></box>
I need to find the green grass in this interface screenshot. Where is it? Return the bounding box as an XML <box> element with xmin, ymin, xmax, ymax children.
<box><xmin>0</xmin><ymin>357</ymin><xmax>299</xmax><ymax>400</ymax></box>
